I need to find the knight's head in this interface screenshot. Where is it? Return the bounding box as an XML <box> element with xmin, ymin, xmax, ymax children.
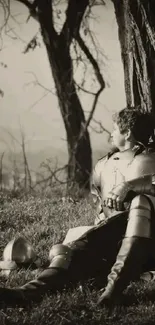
<box><xmin>111</xmin><ymin>106</ymin><xmax>155</xmax><ymax>150</ymax></box>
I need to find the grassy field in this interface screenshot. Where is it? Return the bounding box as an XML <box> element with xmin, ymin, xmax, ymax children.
<box><xmin>0</xmin><ymin>188</ymin><xmax>155</xmax><ymax>325</ymax></box>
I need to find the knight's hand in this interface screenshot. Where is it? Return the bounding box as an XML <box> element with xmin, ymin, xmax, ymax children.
<box><xmin>104</xmin><ymin>182</ymin><xmax>131</xmax><ymax>211</ymax></box>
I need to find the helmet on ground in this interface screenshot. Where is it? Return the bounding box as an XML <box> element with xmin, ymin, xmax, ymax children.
<box><xmin>2</xmin><ymin>236</ymin><xmax>36</xmax><ymax>266</ymax></box>
<box><xmin>0</xmin><ymin>237</ymin><xmax>41</xmax><ymax>276</ymax></box>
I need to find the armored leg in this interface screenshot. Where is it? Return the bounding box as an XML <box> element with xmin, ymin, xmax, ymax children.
<box><xmin>98</xmin><ymin>195</ymin><xmax>153</xmax><ymax>306</ymax></box>
<box><xmin>0</xmin><ymin>235</ymin><xmax>100</xmax><ymax>305</ymax></box>
<box><xmin>0</xmin><ymin>244</ymin><xmax>74</xmax><ymax>304</ymax></box>
<box><xmin>0</xmin><ymin>215</ymin><xmax>128</xmax><ymax>305</ymax></box>
<box><xmin>0</xmin><ymin>211</ymin><xmax>131</xmax><ymax>306</ymax></box>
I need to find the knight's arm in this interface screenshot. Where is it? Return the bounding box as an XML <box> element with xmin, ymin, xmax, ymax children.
<box><xmin>91</xmin><ymin>159</ymin><xmax>108</xmax><ymax>224</ymax></box>
<box><xmin>108</xmin><ymin>153</ymin><xmax>155</xmax><ymax>204</ymax></box>
<box><xmin>126</xmin><ymin>174</ymin><xmax>155</xmax><ymax>196</ymax></box>
<box><xmin>91</xmin><ymin>165</ymin><xmax>101</xmax><ymax>204</ymax></box>
<box><xmin>91</xmin><ymin>156</ymin><xmax>107</xmax><ymax>203</ymax></box>
<box><xmin>92</xmin><ymin>148</ymin><xmax>119</xmax><ymax>200</ymax></box>
<box><xmin>125</xmin><ymin>153</ymin><xmax>155</xmax><ymax>197</ymax></box>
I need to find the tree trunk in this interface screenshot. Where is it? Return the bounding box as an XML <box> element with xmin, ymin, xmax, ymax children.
<box><xmin>38</xmin><ymin>3</ymin><xmax>92</xmax><ymax>190</ymax></box>
<box><xmin>50</xmin><ymin>44</ymin><xmax>92</xmax><ymax>190</ymax></box>
<box><xmin>113</xmin><ymin>0</ymin><xmax>155</xmax><ymax>122</ymax></box>
<box><xmin>113</xmin><ymin>0</ymin><xmax>134</xmax><ymax>107</ymax></box>
<box><xmin>130</xmin><ymin>0</ymin><xmax>155</xmax><ymax>119</ymax></box>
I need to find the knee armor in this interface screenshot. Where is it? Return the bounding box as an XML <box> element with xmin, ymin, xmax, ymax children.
<box><xmin>125</xmin><ymin>195</ymin><xmax>151</xmax><ymax>238</ymax></box>
<box><xmin>49</xmin><ymin>244</ymin><xmax>72</xmax><ymax>270</ymax></box>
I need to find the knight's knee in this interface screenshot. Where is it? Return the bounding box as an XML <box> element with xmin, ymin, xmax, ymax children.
<box><xmin>130</xmin><ymin>194</ymin><xmax>151</xmax><ymax>212</ymax></box>
<box><xmin>49</xmin><ymin>244</ymin><xmax>72</xmax><ymax>262</ymax></box>
<box><xmin>126</xmin><ymin>195</ymin><xmax>151</xmax><ymax>238</ymax></box>
<box><xmin>48</xmin><ymin>244</ymin><xmax>72</xmax><ymax>269</ymax></box>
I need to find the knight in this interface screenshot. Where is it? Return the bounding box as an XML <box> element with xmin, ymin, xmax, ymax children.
<box><xmin>1</xmin><ymin>106</ymin><xmax>155</xmax><ymax>307</ymax></box>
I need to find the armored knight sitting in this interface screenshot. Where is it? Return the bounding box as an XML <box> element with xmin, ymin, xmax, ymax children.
<box><xmin>0</xmin><ymin>107</ymin><xmax>155</xmax><ymax>307</ymax></box>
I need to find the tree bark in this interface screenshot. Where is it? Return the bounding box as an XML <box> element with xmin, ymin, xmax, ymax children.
<box><xmin>113</xmin><ymin>0</ymin><xmax>155</xmax><ymax>123</ymax></box>
<box><xmin>112</xmin><ymin>0</ymin><xmax>134</xmax><ymax>107</ymax></box>
<box><xmin>130</xmin><ymin>0</ymin><xmax>155</xmax><ymax>118</ymax></box>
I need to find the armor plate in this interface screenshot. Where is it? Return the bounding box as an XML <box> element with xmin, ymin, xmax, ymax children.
<box><xmin>92</xmin><ymin>150</ymin><xmax>155</xmax><ymax>218</ymax></box>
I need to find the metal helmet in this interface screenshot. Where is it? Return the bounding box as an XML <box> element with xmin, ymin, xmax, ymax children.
<box><xmin>3</xmin><ymin>236</ymin><xmax>36</xmax><ymax>264</ymax></box>
<box><xmin>0</xmin><ymin>237</ymin><xmax>37</xmax><ymax>273</ymax></box>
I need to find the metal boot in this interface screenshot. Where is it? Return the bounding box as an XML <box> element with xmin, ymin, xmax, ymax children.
<box><xmin>0</xmin><ymin>244</ymin><xmax>72</xmax><ymax>304</ymax></box>
<box><xmin>98</xmin><ymin>195</ymin><xmax>152</xmax><ymax>306</ymax></box>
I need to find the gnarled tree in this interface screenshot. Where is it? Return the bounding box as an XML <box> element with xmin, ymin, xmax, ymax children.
<box><xmin>10</xmin><ymin>0</ymin><xmax>105</xmax><ymax>191</ymax></box>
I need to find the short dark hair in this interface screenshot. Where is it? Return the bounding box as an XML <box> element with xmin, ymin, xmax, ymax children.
<box><xmin>112</xmin><ymin>106</ymin><xmax>155</xmax><ymax>146</ymax></box>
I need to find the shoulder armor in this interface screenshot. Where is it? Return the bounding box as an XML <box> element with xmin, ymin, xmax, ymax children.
<box><xmin>98</xmin><ymin>148</ymin><xmax>119</xmax><ymax>161</ymax></box>
<box><xmin>98</xmin><ymin>155</ymin><xmax>107</xmax><ymax>162</ymax></box>
<box><xmin>94</xmin><ymin>156</ymin><xmax>107</xmax><ymax>173</ymax></box>
<box><xmin>97</xmin><ymin>148</ymin><xmax>119</xmax><ymax>162</ymax></box>
<box><xmin>92</xmin><ymin>153</ymin><xmax>109</xmax><ymax>188</ymax></box>
<box><xmin>107</xmin><ymin>148</ymin><xmax>119</xmax><ymax>159</ymax></box>
<box><xmin>127</xmin><ymin>152</ymin><xmax>155</xmax><ymax>179</ymax></box>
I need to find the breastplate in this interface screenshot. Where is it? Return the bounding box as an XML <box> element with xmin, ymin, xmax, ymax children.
<box><xmin>100</xmin><ymin>150</ymin><xmax>135</xmax><ymax>199</ymax></box>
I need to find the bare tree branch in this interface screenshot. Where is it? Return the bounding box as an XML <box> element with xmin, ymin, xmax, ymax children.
<box><xmin>67</xmin><ymin>32</ymin><xmax>105</xmax><ymax>173</ymax></box>
<box><xmin>0</xmin><ymin>88</ymin><xmax>4</xmax><ymax>97</ymax></box>
<box><xmin>0</xmin><ymin>0</ymin><xmax>10</xmax><ymax>50</ymax></box>
<box><xmin>27</xmin><ymin>92</ymin><xmax>49</xmax><ymax>111</ymax></box>
<box><xmin>32</xmin><ymin>163</ymin><xmax>68</xmax><ymax>188</ymax></box>
<box><xmin>0</xmin><ymin>0</ymin><xmax>10</xmax><ymax>33</ymax></box>
<box><xmin>74</xmin><ymin>79</ymin><xmax>96</xmax><ymax>95</ymax></box>
<box><xmin>2</xmin><ymin>125</ymin><xmax>32</xmax><ymax>190</ymax></box>
<box><xmin>90</xmin><ymin>117</ymin><xmax>110</xmax><ymax>134</ymax></box>
<box><xmin>60</xmin><ymin>0</ymin><xmax>89</xmax><ymax>45</ymax></box>
<box><xmin>15</xmin><ymin>0</ymin><xmax>39</xmax><ymax>21</ymax></box>
<box><xmin>24</xmin><ymin>71</ymin><xmax>56</xmax><ymax>109</ymax></box>
<box><xmin>15</xmin><ymin>0</ymin><xmax>34</xmax><ymax>11</ymax></box>
<box><xmin>76</xmin><ymin>33</ymin><xmax>105</xmax><ymax>130</ymax></box>
<box><xmin>19</xmin><ymin>125</ymin><xmax>32</xmax><ymax>189</ymax></box>
<box><xmin>76</xmin><ymin>34</ymin><xmax>105</xmax><ymax>89</ymax></box>
<box><xmin>23</xmin><ymin>31</ymin><xmax>41</xmax><ymax>53</ymax></box>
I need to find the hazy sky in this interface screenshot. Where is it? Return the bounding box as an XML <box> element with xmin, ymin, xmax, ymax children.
<box><xmin>0</xmin><ymin>0</ymin><xmax>126</xmax><ymax>156</ymax></box>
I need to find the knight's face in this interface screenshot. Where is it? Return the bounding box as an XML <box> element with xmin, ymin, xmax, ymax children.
<box><xmin>110</xmin><ymin>123</ymin><xmax>126</xmax><ymax>149</ymax></box>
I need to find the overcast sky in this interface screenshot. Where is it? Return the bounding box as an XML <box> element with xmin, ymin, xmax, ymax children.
<box><xmin>0</xmin><ymin>0</ymin><xmax>126</xmax><ymax>155</ymax></box>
